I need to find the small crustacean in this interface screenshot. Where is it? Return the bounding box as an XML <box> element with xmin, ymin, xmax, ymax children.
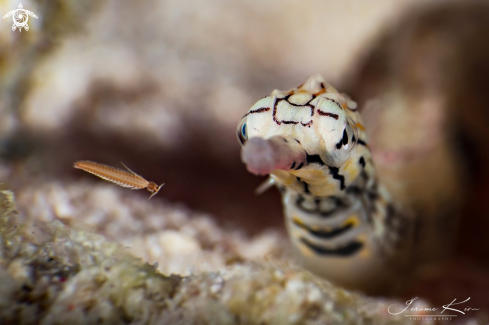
<box><xmin>74</xmin><ymin>160</ymin><xmax>164</xmax><ymax>199</ymax></box>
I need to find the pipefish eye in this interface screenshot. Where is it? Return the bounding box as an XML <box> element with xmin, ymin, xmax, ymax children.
<box><xmin>344</xmin><ymin>118</ymin><xmax>358</xmax><ymax>152</ymax></box>
<box><xmin>337</xmin><ymin>118</ymin><xmax>358</xmax><ymax>152</ymax></box>
<box><xmin>236</xmin><ymin>117</ymin><xmax>248</xmax><ymax>147</ymax></box>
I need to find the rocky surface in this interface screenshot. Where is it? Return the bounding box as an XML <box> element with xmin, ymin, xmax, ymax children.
<box><xmin>1</xmin><ymin>184</ymin><xmax>437</xmax><ymax>325</ymax></box>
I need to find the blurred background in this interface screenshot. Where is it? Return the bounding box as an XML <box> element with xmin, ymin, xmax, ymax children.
<box><xmin>1</xmin><ymin>0</ymin><xmax>489</xmax><ymax>310</ymax></box>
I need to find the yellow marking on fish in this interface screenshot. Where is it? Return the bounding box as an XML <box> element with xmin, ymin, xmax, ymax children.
<box><xmin>343</xmin><ymin>215</ymin><xmax>360</xmax><ymax>228</ymax></box>
<box><xmin>309</xmin><ymin>183</ymin><xmax>340</xmax><ymax>197</ymax></box>
<box><xmin>272</xmin><ymin>170</ymin><xmax>296</xmax><ymax>185</ymax></box>
<box><xmin>294</xmin><ymin>216</ymin><xmax>357</xmax><ymax>233</ymax></box>
<box><xmin>291</xmin><ymin>169</ymin><xmax>326</xmax><ymax>184</ymax></box>
<box><xmin>293</xmin><ymin>216</ymin><xmax>327</xmax><ymax>232</ymax></box>
<box><xmin>314</xmin><ymin>88</ymin><xmax>326</xmax><ymax>96</ymax></box>
<box><xmin>355</xmin><ymin>123</ymin><xmax>366</xmax><ymax>131</ymax></box>
<box><xmin>293</xmin><ymin>217</ymin><xmax>306</xmax><ymax>227</ymax></box>
<box><xmin>341</xmin><ymin>158</ymin><xmax>361</xmax><ymax>181</ymax></box>
<box><xmin>74</xmin><ymin>160</ymin><xmax>164</xmax><ymax>200</ymax></box>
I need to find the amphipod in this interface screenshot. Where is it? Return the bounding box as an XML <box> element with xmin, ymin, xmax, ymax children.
<box><xmin>74</xmin><ymin>160</ymin><xmax>164</xmax><ymax>199</ymax></box>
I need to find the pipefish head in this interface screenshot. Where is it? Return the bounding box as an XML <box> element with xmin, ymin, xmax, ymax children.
<box><xmin>237</xmin><ymin>75</ymin><xmax>360</xmax><ymax>176</ymax></box>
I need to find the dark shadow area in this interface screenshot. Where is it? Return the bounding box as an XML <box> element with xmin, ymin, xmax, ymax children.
<box><xmin>346</xmin><ymin>1</ymin><xmax>489</xmax><ymax>310</ymax></box>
